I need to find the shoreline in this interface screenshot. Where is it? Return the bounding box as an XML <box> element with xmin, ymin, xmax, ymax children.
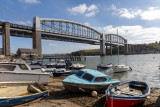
<box><xmin>17</xmin><ymin>77</ymin><xmax>160</xmax><ymax>107</ymax></box>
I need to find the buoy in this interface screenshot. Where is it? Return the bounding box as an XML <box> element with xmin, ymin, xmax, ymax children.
<box><xmin>91</xmin><ymin>91</ymin><xmax>97</xmax><ymax>97</ymax></box>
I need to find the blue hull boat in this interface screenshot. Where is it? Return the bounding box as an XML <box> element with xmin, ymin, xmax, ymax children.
<box><xmin>52</xmin><ymin>69</ymin><xmax>78</xmax><ymax>76</ymax></box>
<box><xmin>0</xmin><ymin>82</ymin><xmax>49</xmax><ymax>107</ymax></box>
<box><xmin>97</xmin><ymin>63</ymin><xmax>112</xmax><ymax>69</ymax></box>
<box><xmin>63</xmin><ymin>69</ymin><xmax>120</xmax><ymax>92</ymax></box>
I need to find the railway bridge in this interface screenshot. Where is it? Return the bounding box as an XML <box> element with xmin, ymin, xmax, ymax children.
<box><xmin>0</xmin><ymin>16</ymin><xmax>128</xmax><ymax>57</ymax></box>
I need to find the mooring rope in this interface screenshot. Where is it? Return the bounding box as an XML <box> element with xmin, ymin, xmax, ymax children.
<box><xmin>85</xmin><ymin>94</ymin><xmax>106</xmax><ymax>106</ymax></box>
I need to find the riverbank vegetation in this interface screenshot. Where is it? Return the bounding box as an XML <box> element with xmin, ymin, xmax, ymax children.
<box><xmin>71</xmin><ymin>41</ymin><xmax>160</xmax><ymax>56</ymax></box>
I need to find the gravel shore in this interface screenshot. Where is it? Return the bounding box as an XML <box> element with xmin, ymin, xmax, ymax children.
<box><xmin>17</xmin><ymin>77</ymin><xmax>160</xmax><ymax>107</ymax></box>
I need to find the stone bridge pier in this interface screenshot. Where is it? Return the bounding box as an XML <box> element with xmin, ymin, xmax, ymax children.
<box><xmin>33</xmin><ymin>16</ymin><xmax>42</xmax><ymax>57</ymax></box>
<box><xmin>2</xmin><ymin>22</ymin><xmax>10</xmax><ymax>56</ymax></box>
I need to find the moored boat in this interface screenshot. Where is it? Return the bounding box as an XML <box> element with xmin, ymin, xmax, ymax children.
<box><xmin>112</xmin><ymin>63</ymin><xmax>132</xmax><ymax>73</ymax></box>
<box><xmin>41</xmin><ymin>68</ymin><xmax>56</xmax><ymax>72</ymax></box>
<box><xmin>105</xmin><ymin>81</ymin><xmax>150</xmax><ymax>107</ymax></box>
<box><xmin>46</xmin><ymin>59</ymin><xmax>66</xmax><ymax>68</ymax></box>
<box><xmin>69</xmin><ymin>63</ymin><xmax>86</xmax><ymax>70</ymax></box>
<box><xmin>0</xmin><ymin>81</ymin><xmax>49</xmax><ymax>106</ymax></box>
<box><xmin>97</xmin><ymin>63</ymin><xmax>112</xmax><ymax>69</ymax></box>
<box><xmin>63</xmin><ymin>69</ymin><xmax>120</xmax><ymax>92</ymax></box>
<box><xmin>0</xmin><ymin>62</ymin><xmax>50</xmax><ymax>83</ymax></box>
<box><xmin>52</xmin><ymin>69</ymin><xmax>78</xmax><ymax>76</ymax></box>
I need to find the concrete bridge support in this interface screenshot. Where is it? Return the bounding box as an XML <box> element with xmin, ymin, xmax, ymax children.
<box><xmin>33</xmin><ymin>16</ymin><xmax>42</xmax><ymax>57</ymax></box>
<box><xmin>110</xmin><ymin>42</ymin><xmax>112</xmax><ymax>55</ymax></box>
<box><xmin>105</xmin><ymin>43</ymin><xmax>108</xmax><ymax>55</ymax></box>
<box><xmin>100</xmin><ymin>34</ymin><xmax>105</xmax><ymax>56</ymax></box>
<box><xmin>2</xmin><ymin>22</ymin><xmax>10</xmax><ymax>56</ymax></box>
<box><xmin>125</xmin><ymin>43</ymin><xmax>128</xmax><ymax>55</ymax></box>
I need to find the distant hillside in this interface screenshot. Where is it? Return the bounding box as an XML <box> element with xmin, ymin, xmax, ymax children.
<box><xmin>71</xmin><ymin>41</ymin><xmax>160</xmax><ymax>56</ymax></box>
<box><xmin>71</xmin><ymin>49</ymin><xmax>100</xmax><ymax>56</ymax></box>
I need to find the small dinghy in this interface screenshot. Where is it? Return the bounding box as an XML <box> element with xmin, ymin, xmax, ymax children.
<box><xmin>97</xmin><ymin>63</ymin><xmax>112</xmax><ymax>69</ymax></box>
<box><xmin>105</xmin><ymin>81</ymin><xmax>150</xmax><ymax>107</ymax></box>
<box><xmin>0</xmin><ymin>81</ymin><xmax>49</xmax><ymax>106</ymax></box>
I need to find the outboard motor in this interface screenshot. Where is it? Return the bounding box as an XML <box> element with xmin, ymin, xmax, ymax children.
<box><xmin>65</xmin><ymin>59</ymin><xmax>72</xmax><ymax>68</ymax></box>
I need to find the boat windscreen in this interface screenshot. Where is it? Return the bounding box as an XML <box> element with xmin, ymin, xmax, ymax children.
<box><xmin>0</xmin><ymin>65</ymin><xmax>16</xmax><ymax>71</ymax></box>
<box><xmin>82</xmin><ymin>73</ymin><xmax>94</xmax><ymax>81</ymax></box>
<box><xmin>94</xmin><ymin>77</ymin><xmax>107</xmax><ymax>82</ymax></box>
<box><xmin>76</xmin><ymin>71</ymin><xmax>84</xmax><ymax>77</ymax></box>
<box><xmin>19</xmin><ymin>64</ymin><xmax>29</xmax><ymax>70</ymax></box>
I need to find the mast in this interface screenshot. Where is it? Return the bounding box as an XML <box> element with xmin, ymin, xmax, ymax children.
<box><xmin>117</xmin><ymin>29</ymin><xmax>119</xmax><ymax>64</ymax></box>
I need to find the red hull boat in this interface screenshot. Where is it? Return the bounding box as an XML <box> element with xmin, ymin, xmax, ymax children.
<box><xmin>105</xmin><ymin>81</ymin><xmax>150</xmax><ymax>107</ymax></box>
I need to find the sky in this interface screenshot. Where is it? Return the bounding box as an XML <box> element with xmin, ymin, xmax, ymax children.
<box><xmin>0</xmin><ymin>0</ymin><xmax>160</xmax><ymax>54</ymax></box>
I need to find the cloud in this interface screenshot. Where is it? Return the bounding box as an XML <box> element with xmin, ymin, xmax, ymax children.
<box><xmin>68</xmin><ymin>4</ymin><xmax>99</xmax><ymax>17</ymax></box>
<box><xmin>85</xmin><ymin>4</ymin><xmax>99</xmax><ymax>17</ymax></box>
<box><xmin>97</xmin><ymin>25</ymin><xmax>160</xmax><ymax>44</ymax></box>
<box><xmin>19</xmin><ymin>0</ymin><xmax>40</xmax><ymax>4</ymax></box>
<box><xmin>110</xmin><ymin>5</ymin><xmax>160</xmax><ymax>20</ymax></box>
<box><xmin>140</xmin><ymin>7</ymin><xmax>160</xmax><ymax>20</ymax></box>
<box><xmin>14</xmin><ymin>20</ymin><xmax>32</xmax><ymax>26</ymax></box>
<box><xmin>68</xmin><ymin>4</ymin><xmax>87</xmax><ymax>15</ymax></box>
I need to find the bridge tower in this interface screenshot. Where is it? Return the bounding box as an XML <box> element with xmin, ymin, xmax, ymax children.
<box><xmin>2</xmin><ymin>22</ymin><xmax>10</xmax><ymax>56</ymax></box>
<box><xmin>33</xmin><ymin>16</ymin><xmax>42</xmax><ymax>58</ymax></box>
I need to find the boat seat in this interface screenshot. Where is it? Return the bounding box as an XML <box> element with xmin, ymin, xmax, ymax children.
<box><xmin>27</xmin><ymin>85</ymin><xmax>42</xmax><ymax>93</ymax></box>
<box><xmin>117</xmin><ymin>88</ymin><xmax>142</xmax><ymax>96</ymax></box>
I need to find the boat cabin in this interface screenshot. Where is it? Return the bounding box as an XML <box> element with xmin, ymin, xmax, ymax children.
<box><xmin>0</xmin><ymin>63</ymin><xmax>31</xmax><ymax>71</ymax></box>
<box><xmin>75</xmin><ymin>70</ymin><xmax>110</xmax><ymax>82</ymax></box>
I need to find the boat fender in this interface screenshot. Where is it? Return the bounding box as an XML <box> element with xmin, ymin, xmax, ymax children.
<box><xmin>91</xmin><ymin>91</ymin><xmax>97</xmax><ymax>97</ymax></box>
<box><xmin>41</xmin><ymin>68</ymin><xmax>45</xmax><ymax>72</ymax></box>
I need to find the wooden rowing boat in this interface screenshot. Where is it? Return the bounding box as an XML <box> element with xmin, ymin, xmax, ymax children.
<box><xmin>105</xmin><ymin>81</ymin><xmax>150</xmax><ymax>107</ymax></box>
<box><xmin>0</xmin><ymin>81</ymin><xmax>49</xmax><ymax>106</ymax></box>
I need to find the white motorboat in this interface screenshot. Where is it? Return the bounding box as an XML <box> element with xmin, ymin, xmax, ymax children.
<box><xmin>0</xmin><ymin>62</ymin><xmax>50</xmax><ymax>83</ymax></box>
<box><xmin>112</xmin><ymin>63</ymin><xmax>132</xmax><ymax>73</ymax></box>
<box><xmin>69</xmin><ymin>63</ymin><xmax>86</xmax><ymax>70</ymax></box>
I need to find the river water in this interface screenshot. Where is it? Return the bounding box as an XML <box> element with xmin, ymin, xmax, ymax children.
<box><xmin>44</xmin><ymin>54</ymin><xmax>160</xmax><ymax>88</ymax></box>
<box><xmin>73</xmin><ymin>54</ymin><xmax>160</xmax><ymax>88</ymax></box>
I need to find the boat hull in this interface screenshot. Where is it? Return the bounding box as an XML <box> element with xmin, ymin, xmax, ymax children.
<box><xmin>106</xmin><ymin>97</ymin><xmax>145</xmax><ymax>107</ymax></box>
<box><xmin>46</xmin><ymin>65</ymin><xmax>66</xmax><ymax>68</ymax></box>
<box><xmin>0</xmin><ymin>72</ymin><xmax>50</xmax><ymax>83</ymax></box>
<box><xmin>0</xmin><ymin>82</ymin><xmax>48</xmax><ymax>106</ymax></box>
<box><xmin>63</xmin><ymin>82</ymin><xmax>119</xmax><ymax>92</ymax></box>
<box><xmin>105</xmin><ymin>81</ymin><xmax>150</xmax><ymax>107</ymax></box>
<box><xmin>97</xmin><ymin>66</ymin><xmax>112</xmax><ymax>69</ymax></box>
<box><xmin>113</xmin><ymin>67</ymin><xmax>130</xmax><ymax>72</ymax></box>
<box><xmin>0</xmin><ymin>91</ymin><xmax>48</xmax><ymax>107</ymax></box>
<box><xmin>53</xmin><ymin>71</ymin><xmax>78</xmax><ymax>76</ymax></box>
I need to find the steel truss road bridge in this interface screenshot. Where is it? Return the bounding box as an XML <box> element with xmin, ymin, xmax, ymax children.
<box><xmin>0</xmin><ymin>16</ymin><xmax>128</xmax><ymax>57</ymax></box>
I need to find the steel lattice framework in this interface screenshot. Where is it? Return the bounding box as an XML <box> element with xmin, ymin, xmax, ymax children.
<box><xmin>0</xmin><ymin>19</ymin><xmax>127</xmax><ymax>46</ymax></box>
<box><xmin>105</xmin><ymin>34</ymin><xmax>127</xmax><ymax>45</ymax></box>
<box><xmin>40</xmin><ymin>19</ymin><xmax>101</xmax><ymax>39</ymax></box>
<box><xmin>39</xmin><ymin>18</ymin><xmax>127</xmax><ymax>45</ymax></box>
